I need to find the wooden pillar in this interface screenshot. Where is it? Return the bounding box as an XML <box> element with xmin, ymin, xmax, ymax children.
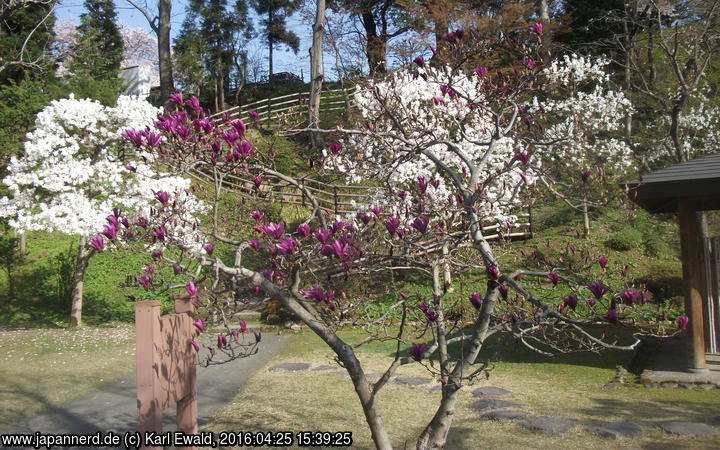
<box><xmin>173</xmin><ymin>295</ymin><xmax>198</xmax><ymax>441</ymax></box>
<box><xmin>678</xmin><ymin>198</ymin><xmax>707</xmax><ymax>372</ymax></box>
<box><xmin>135</xmin><ymin>300</ymin><xmax>163</xmax><ymax>448</ymax></box>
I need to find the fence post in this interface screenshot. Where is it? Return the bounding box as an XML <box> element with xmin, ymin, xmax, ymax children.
<box><xmin>266</xmin><ymin>97</ymin><xmax>271</xmax><ymax>127</ymax></box>
<box><xmin>173</xmin><ymin>294</ymin><xmax>198</xmax><ymax>438</ymax></box>
<box><xmin>333</xmin><ymin>186</ymin><xmax>339</xmax><ymax>216</ymax></box>
<box><xmin>135</xmin><ymin>301</ymin><xmax>162</xmax><ymax>449</ymax></box>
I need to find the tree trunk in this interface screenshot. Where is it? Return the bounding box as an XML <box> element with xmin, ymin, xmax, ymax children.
<box><xmin>416</xmin><ymin>385</ymin><xmax>461</xmax><ymax>450</ymax></box>
<box><xmin>433</xmin><ymin>9</ymin><xmax>449</xmax><ymax>56</ymax></box>
<box><xmin>69</xmin><ymin>236</ymin><xmax>92</xmax><ymax>328</ymax></box>
<box><xmin>670</xmin><ymin>101</ymin><xmax>687</xmax><ymax>163</ymax></box>
<box><xmin>218</xmin><ymin>72</ymin><xmax>225</xmax><ymax>112</ymax></box>
<box><xmin>442</xmin><ymin>241</ymin><xmax>453</xmax><ymax>293</ymax></box>
<box><xmin>537</xmin><ymin>0</ymin><xmax>551</xmax><ymax>60</ymax></box>
<box><xmin>582</xmin><ymin>197</ymin><xmax>590</xmax><ymax>239</ymax></box>
<box><xmin>157</xmin><ymin>0</ymin><xmax>174</xmax><ymax>109</ymax></box>
<box><xmin>362</xmin><ymin>12</ymin><xmax>387</xmax><ymax>76</ymax></box>
<box><xmin>13</xmin><ymin>229</ymin><xmax>25</xmax><ymax>263</ymax></box>
<box><xmin>308</xmin><ymin>0</ymin><xmax>325</xmax><ymax>149</ymax></box>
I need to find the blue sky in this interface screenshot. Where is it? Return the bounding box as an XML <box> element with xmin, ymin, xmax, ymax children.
<box><xmin>55</xmin><ymin>0</ymin><xmax>317</xmax><ymax>81</ymax></box>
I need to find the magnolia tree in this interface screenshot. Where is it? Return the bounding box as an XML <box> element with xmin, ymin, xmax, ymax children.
<box><xmin>108</xmin><ymin>27</ymin><xmax>686</xmax><ymax>450</ymax></box>
<box><xmin>0</xmin><ymin>95</ymin><xmax>204</xmax><ymax>327</ymax></box>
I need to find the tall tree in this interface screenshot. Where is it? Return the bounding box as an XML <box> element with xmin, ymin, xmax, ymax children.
<box><xmin>70</xmin><ymin>0</ymin><xmax>124</xmax><ymax>77</ymax></box>
<box><xmin>124</xmin><ymin>0</ymin><xmax>175</xmax><ymax>108</ymax></box>
<box><xmin>308</xmin><ymin>0</ymin><xmax>325</xmax><ymax>149</ymax></box>
<box><xmin>252</xmin><ymin>0</ymin><xmax>301</xmax><ymax>81</ymax></box>
<box><xmin>0</xmin><ymin>0</ymin><xmax>56</xmax><ymax>83</ymax></box>
<box><xmin>175</xmin><ymin>0</ymin><xmax>252</xmax><ymax>110</ymax></box>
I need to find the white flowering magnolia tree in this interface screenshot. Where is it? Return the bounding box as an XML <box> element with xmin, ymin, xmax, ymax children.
<box><xmin>0</xmin><ymin>95</ymin><xmax>204</xmax><ymax>327</ymax></box>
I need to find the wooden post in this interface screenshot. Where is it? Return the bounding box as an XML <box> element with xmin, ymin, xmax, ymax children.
<box><xmin>333</xmin><ymin>186</ymin><xmax>338</xmax><ymax>216</ymax></box>
<box><xmin>266</xmin><ymin>97</ymin><xmax>271</xmax><ymax>127</ymax></box>
<box><xmin>135</xmin><ymin>301</ymin><xmax>163</xmax><ymax>448</ymax></box>
<box><xmin>678</xmin><ymin>198</ymin><xmax>707</xmax><ymax>372</ymax></box>
<box><xmin>173</xmin><ymin>295</ymin><xmax>198</xmax><ymax>439</ymax></box>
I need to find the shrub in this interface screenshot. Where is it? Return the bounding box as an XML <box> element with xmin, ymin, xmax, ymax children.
<box><xmin>606</xmin><ymin>227</ymin><xmax>643</xmax><ymax>251</ymax></box>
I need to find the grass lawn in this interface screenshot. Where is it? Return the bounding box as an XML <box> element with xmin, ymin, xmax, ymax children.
<box><xmin>206</xmin><ymin>328</ymin><xmax>720</xmax><ymax>449</ymax></box>
<box><xmin>0</xmin><ymin>324</ymin><xmax>135</xmax><ymax>427</ymax></box>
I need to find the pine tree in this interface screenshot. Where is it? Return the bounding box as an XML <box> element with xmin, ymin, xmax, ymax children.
<box><xmin>70</xmin><ymin>0</ymin><xmax>124</xmax><ymax>77</ymax></box>
<box><xmin>251</xmin><ymin>0</ymin><xmax>301</xmax><ymax>81</ymax></box>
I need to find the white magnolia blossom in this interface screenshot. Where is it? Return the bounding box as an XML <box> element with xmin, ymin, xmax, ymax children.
<box><xmin>540</xmin><ymin>55</ymin><xmax>634</xmax><ymax>172</ymax></box>
<box><xmin>0</xmin><ymin>95</ymin><xmax>205</xmax><ymax>253</ymax></box>
<box><xmin>336</xmin><ymin>55</ymin><xmax>632</xmax><ymax>225</ymax></box>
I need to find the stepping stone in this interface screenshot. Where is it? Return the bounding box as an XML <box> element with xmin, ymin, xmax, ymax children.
<box><xmin>312</xmin><ymin>365</ymin><xmax>336</xmax><ymax>371</ymax></box>
<box><xmin>679</xmin><ymin>383</ymin><xmax>696</xmax><ymax>389</ymax></box>
<box><xmin>468</xmin><ymin>399</ymin><xmax>524</xmax><ymax>412</ymax></box>
<box><xmin>586</xmin><ymin>421</ymin><xmax>643</xmax><ymax>439</ymax></box>
<box><xmin>268</xmin><ymin>362</ymin><xmax>310</xmax><ymax>372</ymax></box>
<box><xmin>393</xmin><ymin>377</ymin><xmax>431</xmax><ymax>386</ymax></box>
<box><xmin>428</xmin><ymin>386</ymin><xmax>443</xmax><ymax>393</ymax></box>
<box><xmin>472</xmin><ymin>386</ymin><xmax>512</xmax><ymax>397</ymax></box>
<box><xmin>657</xmin><ymin>422</ymin><xmax>719</xmax><ymax>437</ymax></box>
<box><xmin>644</xmin><ymin>383</ymin><xmax>660</xmax><ymax>388</ymax></box>
<box><xmin>365</xmin><ymin>373</ymin><xmax>381</xmax><ymax>380</ymax></box>
<box><xmin>484</xmin><ymin>410</ymin><xmax>531</xmax><ymax>422</ymax></box>
<box><xmin>660</xmin><ymin>382</ymin><xmax>679</xmax><ymax>389</ymax></box>
<box><xmin>519</xmin><ymin>416</ymin><xmax>576</xmax><ymax>435</ymax></box>
<box><xmin>603</xmin><ymin>382</ymin><xmax>622</xmax><ymax>389</ymax></box>
<box><xmin>330</xmin><ymin>371</ymin><xmax>349</xmax><ymax>376</ymax></box>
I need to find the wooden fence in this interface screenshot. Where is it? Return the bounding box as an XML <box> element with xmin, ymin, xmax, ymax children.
<box><xmin>136</xmin><ymin>294</ymin><xmax>197</xmax><ymax>448</ymax></box>
<box><xmin>209</xmin><ymin>87</ymin><xmax>356</xmax><ymax>127</ymax></box>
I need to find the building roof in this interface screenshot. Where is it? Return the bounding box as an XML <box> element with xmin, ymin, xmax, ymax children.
<box><xmin>620</xmin><ymin>153</ymin><xmax>720</xmax><ymax>213</ymax></box>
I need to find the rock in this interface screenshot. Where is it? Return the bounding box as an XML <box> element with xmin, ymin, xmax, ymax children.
<box><xmin>603</xmin><ymin>381</ymin><xmax>622</xmax><ymax>389</ymax></box>
<box><xmin>660</xmin><ymin>382</ymin><xmax>679</xmax><ymax>389</ymax></box>
<box><xmin>484</xmin><ymin>410</ymin><xmax>531</xmax><ymax>422</ymax></box>
<box><xmin>698</xmin><ymin>384</ymin><xmax>716</xmax><ymax>390</ymax></box>
<box><xmin>657</xmin><ymin>422</ymin><xmax>718</xmax><ymax>437</ymax></box>
<box><xmin>585</xmin><ymin>421</ymin><xmax>643</xmax><ymax>439</ymax></box>
<box><xmin>472</xmin><ymin>386</ymin><xmax>512</xmax><ymax>397</ymax></box>
<box><xmin>269</xmin><ymin>362</ymin><xmax>311</xmax><ymax>372</ymax></box>
<box><xmin>393</xmin><ymin>377</ymin><xmax>431</xmax><ymax>386</ymax></box>
<box><xmin>519</xmin><ymin>416</ymin><xmax>576</xmax><ymax>435</ymax></box>
<box><xmin>714</xmin><ymin>416</ymin><xmax>720</xmax><ymax>426</ymax></box>
<box><xmin>679</xmin><ymin>383</ymin><xmax>696</xmax><ymax>389</ymax></box>
<box><xmin>468</xmin><ymin>399</ymin><xmax>524</xmax><ymax>412</ymax></box>
<box><xmin>330</xmin><ymin>371</ymin><xmax>349</xmax><ymax>377</ymax></box>
<box><xmin>290</xmin><ymin>323</ymin><xmax>302</xmax><ymax>331</ymax></box>
<box><xmin>644</xmin><ymin>383</ymin><xmax>660</xmax><ymax>388</ymax></box>
<box><xmin>312</xmin><ymin>365</ymin><xmax>336</xmax><ymax>371</ymax></box>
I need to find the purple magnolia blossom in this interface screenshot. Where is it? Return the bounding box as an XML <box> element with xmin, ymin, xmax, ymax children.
<box><xmin>169</xmin><ymin>93</ymin><xmax>184</xmax><ymax>105</ymax></box>
<box><xmin>276</xmin><ymin>237</ymin><xmax>298</xmax><ymax>255</ymax></box>
<box><xmin>432</xmin><ymin>96</ymin><xmax>446</xmax><ymax>106</ymax></box>
<box><xmin>515</xmin><ymin>151</ymin><xmax>531</xmax><ymax>165</ymax></box>
<box><xmin>106</xmin><ymin>214</ymin><xmax>119</xmax><ymax>228</ymax></box>
<box><xmin>328</xmin><ymin>141</ymin><xmax>342</xmax><ymax>155</ymax></box>
<box><xmin>586</xmin><ymin>297</ymin><xmax>596</xmax><ymax>307</ymax></box>
<box><xmin>253</xmin><ymin>221</ymin><xmax>285</xmax><ymax>239</ymax></box>
<box><xmin>417</xmin><ymin>175</ymin><xmax>428</xmax><ymax>194</ymax></box>
<box><xmin>300</xmin><ymin>285</ymin><xmax>335</xmax><ymax>304</ymax></box>
<box><xmin>487</xmin><ymin>265</ymin><xmax>500</xmax><ymax>280</ymax></box>
<box><xmin>231</xmin><ymin>119</ymin><xmax>247</xmax><ymax>134</ymax></box>
<box><xmin>530</xmin><ymin>22</ymin><xmax>543</xmax><ymax>34</ymax></box>
<box><xmin>173</xmin><ymin>264</ymin><xmax>182</xmax><ymax>275</ymax></box>
<box><xmin>121</xmin><ymin>129</ymin><xmax>143</xmax><ymax>147</ymax></box>
<box><xmin>191</xmin><ymin>340</ymin><xmax>200</xmax><ymax>352</ymax></box>
<box><xmin>102</xmin><ymin>225</ymin><xmax>117</xmax><ymax>241</ymax></box>
<box><xmin>413</xmin><ymin>56</ymin><xmax>425</xmax><ymax>67</ymax></box>
<box><xmin>356</xmin><ymin>212</ymin><xmax>372</xmax><ymax>225</ymax></box>
<box><xmin>581</xmin><ymin>170</ymin><xmax>592</xmax><ymax>184</ymax></box>
<box><xmin>217</xmin><ymin>334</ymin><xmax>227</xmax><ymax>348</ymax></box>
<box><xmin>193</xmin><ymin>318</ymin><xmax>205</xmax><ymax>333</ymax></box>
<box><xmin>469</xmin><ymin>292</ymin><xmax>482</xmax><ymax>309</ymax></box>
<box><xmin>297</xmin><ymin>223</ymin><xmax>310</xmax><ymax>237</ymax></box>
<box><xmin>239</xmin><ymin>320</ymin><xmax>247</xmax><ymax>332</ymax></box>
<box><xmin>250</xmin><ymin>210</ymin><xmax>264</xmax><ymax>223</ymax></box>
<box><xmin>587</xmin><ymin>281</ymin><xmax>610</xmax><ymax>300</ymax></box>
<box><xmin>88</xmin><ymin>236</ymin><xmax>104</xmax><ymax>252</ymax></box>
<box><xmin>144</xmin><ymin>265</ymin><xmax>155</xmax><ymax>275</ymax></box>
<box><xmin>186</xmin><ymin>281</ymin><xmax>197</xmax><ymax>296</ymax></box>
<box><xmin>411</xmin><ymin>216</ymin><xmax>430</xmax><ymax>233</ymax></box>
<box><xmin>597</xmin><ymin>257</ymin><xmax>609</xmax><ymax>270</ymax></box>
<box><xmin>253</xmin><ymin>175</ymin><xmax>263</xmax><ymax>188</ymax></box>
<box><xmin>151</xmin><ymin>250</ymin><xmax>163</xmax><ymax>259</ymax></box>
<box><xmin>524</xmin><ymin>58</ymin><xmax>535</xmax><ymax>69</ymax></box>
<box><xmin>425</xmin><ymin>310</ymin><xmax>439</xmax><ymax>322</ymax></box>
<box><xmin>154</xmin><ymin>190</ymin><xmax>171</xmax><ymax>205</ymax></box>
<box><xmin>153</xmin><ymin>227</ymin><xmax>166</xmax><ymax>242</ymax></box>
<box><xmin>619</xmin><ymin>289</ymin><xmax>640</xmax><ymax>306</ymax></box>
<box><xmin>371</xmin><ymin>206</ymin><xmax>382</xmax><ymax>217</ymax></box>
<box><xmin>313</xmin><ymin>228</ymin><xmax>332</xmax><ymax>244</ymax></box>
<box><xmin>320</xmin><ymin>239</ymin><xmax>351</xmax><ymax>259</ymax></box>
<box><xmin>564</xmin><ymin>295</ymin><xmax>578</xmax><ymax>310</ymax></box>
<box><xmin>408</xmin><ymin>343</ymin><xmax>425</xmax><ymax>361</ymax></box>
<box><xmin>604</xmin><ymin>308</ymin><xmax>618</xmax><ymax>323</ymax></box>
<box><xmin>143</xmin><ymin>131</ymin><xmax>162</xmax><ymax>147</ymax></box>
<box><xmin>138</xmin><ymin>276</ymin><xmax>151</xmax><ymax>289</ymax></box>
<box><xmin>254</xmin><ymin>331</ymin><xmax>262</xmax><ymax>343</ymax></box>
<box><xmin>498</xmin><ymin>284</ymin><xmax>509</xmax><ymax>300</ymax></box>
<box><xmin>547</xmin><ymin>271</ymin><xmax>560</xmax><ymax>286</ymax></box>
<box><xmin>474</xmin><ymin>67</ymin><xmax>488</xmax><ymax>78</ymax></box>
<box><xmin>248</xmin><ymin>110</ymin><xmax>259</xmax><ymax>121</ymax></box>
<box><xmin>203</xmin><ymin>244</ymin><xmax>214</xmax><ymax>256</ymax></box>
<box><xmin>676</xmin><ymin>315</ymin><xmax>689</xmax><ymax>329</ymax></box>
<box><xmin>125</xmin><ymin>165</ymin><xmax>137</xmax><ymax>172</ymax></box>
<box><xmin>186</xmin><ymin>96</ymin><xmax>201</xmax><ymax>111</ymax></box>
<box><xmin>384</xmin><ymin>217</ymin><xmax>401</xmax><ymax>236</ymax></box>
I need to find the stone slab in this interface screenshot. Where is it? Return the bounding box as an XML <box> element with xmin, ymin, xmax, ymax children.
<box><xmin>484</xmin><ymin>410</ymin><xmax>531</xmax><ymax>422</ymax></box>
<box><xmin>585</xmin><ymin>421</ymin><xmax>643</xmax><ymax>439</ymax></box>
<box><xmin>268</xmin><ymin>362</ymin><xmax>310</xmax><ymax>372</ymax></box>
<box><xmin>468</xmin><ymin>399</ymin><xmax>524</xmax><ymax>412</ymax></box>
<box><xmin>657</xmin><ymin>421</ymin><xmax>718</xmax><ymax>437</ymax></box>
<box><xmin>640</xmin><ymin>340</ymin><xmax>720</xmax><ymax>386</ymax></box>
<box><xmin>393</xmin><ymin>377</ymin><xmax>431</xmax><ymax>386</ymax></box>
<box><xmin>472</xmin><ymin>386</ymin><xmax>512</xmax><ymax>397</ymax></box>
<box><xmin>519</xmin><ymin>416</ymin><xmax>576</xmax><ymax>435</ymax></box>
<box><xmin>330</xmin><ymin>371</ymin><xmax>349</xmax><ymax>376</ymax></box>
<box><xmin>312</xmin><ymin>365</ymin><xmax>336</xmax><ymax>371</ymax></box>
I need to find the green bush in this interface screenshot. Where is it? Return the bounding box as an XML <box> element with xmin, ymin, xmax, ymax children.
<box><xmin>606</xmin><ymin>227</ymin><xmax>643</xmax><ymax>251</ymax></box>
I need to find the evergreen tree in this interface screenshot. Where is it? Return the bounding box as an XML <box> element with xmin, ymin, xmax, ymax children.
<box><xmin>251</xmin><ymin>0</ymin><xmax>301</xmax><ymax>81</ymax></box>
<box><xmin>0</xmin><ymin>1</ymin><xmax>56</xmax><ymax>84</ymax></box>
<box><xmin>70</xmin><ymin>0</ymin><xmax>124</xmax><ymax>77</ymax></box>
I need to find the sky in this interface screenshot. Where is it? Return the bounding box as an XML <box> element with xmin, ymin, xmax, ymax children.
<box><xmin>55</xmin><ymin>0</ymin><xmax>318</xmax><ymax>82</ymax></box>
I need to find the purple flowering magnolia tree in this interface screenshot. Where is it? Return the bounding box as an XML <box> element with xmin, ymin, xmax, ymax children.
<box><xmin>110</xmin><ymin>27</ymin><xmax>688</xmax><ymax>450</ymax></box>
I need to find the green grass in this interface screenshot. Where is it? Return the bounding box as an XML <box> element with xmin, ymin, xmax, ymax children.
<box><xmin>206</xmin><ymin>328</ymin><xmax>720</xmax><ymax>449</ymax></box>
<box><xmin>0</xmin><ymin>324</ymin><xmax>135</xmax><ymax>426</ymax></box>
